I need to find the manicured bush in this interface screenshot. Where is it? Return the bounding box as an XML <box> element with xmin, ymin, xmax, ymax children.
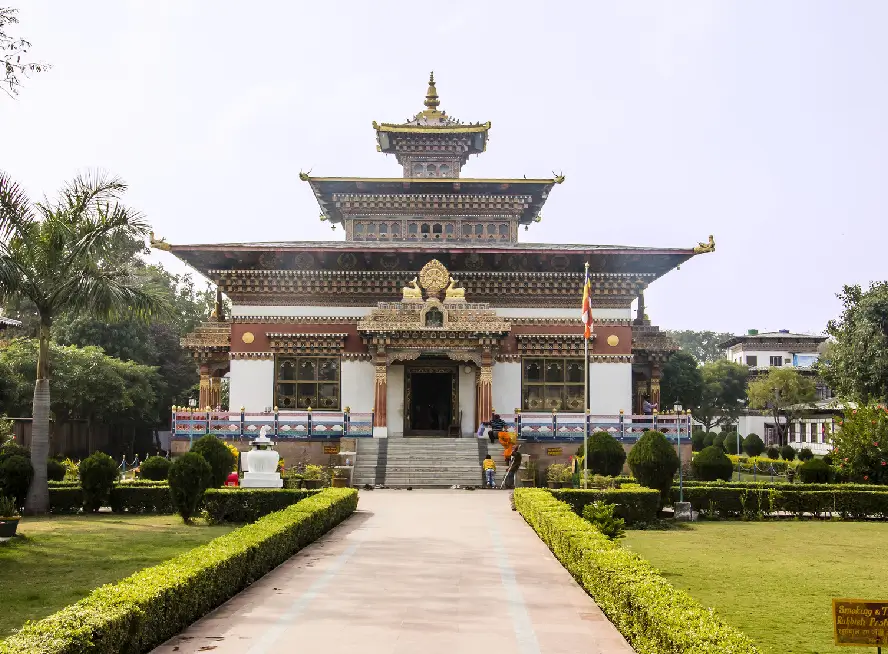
<box><xmin>799</xmin><ymin>458</ymin><xmax>831</xmax><ymax>483</ymax></box>
<box><xmin>552</xmin><ymin>488</ymin><xmax>660</xmax><ymax>525</ymax></box>
<box><xmin>766</xmin><ymin>445</ymin><xmax>780</xmax><ymax>460</ymax></box>
<box><xmin>168</xmin><ymin>452</ymin><xmax>212</xmax><ymax>523</ymax></box>
<box><xmin>722</xmin><ymin>432</ymin><xmax>741</xmax><ymax>455</ymax></box>
<box><xmin>0</xmin><ymin>488</ymin><xmax>358</xmax><ymax>654</ymax></box>
<box><xmin>780</xmin><ymin>444</ymin><xmax>796</xmax><ymax>461</ymax></box>
<box><xmin>514</xmin><ymin>489</ymin><xmax>759</xmax><ymax>653</ymax></box>
<box><xmin>0</xmin><ymin>454</ymin><xmax>34</xmax><ymax>508</ymax></box>
<box><xmin>190</xmin><ymin>435</ymin><xmax>236</xmax><ymax>487</ymax></box>
<box><xmin>712</xmin><ymin>433</ymin><xmax>727</xmax><ymax>451</ymax></box>
<box><xmin>823</xmin><ymin>453</ymin><xmax>833</xmax><ymax>466</ymax></box>
<box><xmin>797</xmin><ymin>447</ymin><xmax>814</xmax><ymax>462</ymax></box>
<box><xmin>702</xmin><ymin>432</ymin><xmax>717</xmax><ymax>448</ymax></box>
<box><xmin>691</xmin><ymin>446</ymin><xmax>734</xmax><ymax>482</ymax></box>
<box><xmin>48</xmin><ymin>487</ymin><xmax>83</xmax><ymax>514</ymax></box>
<box><xmin>0</xmin><ymin>440</ymin><xmax>30</xmax><ymax>462</ymax></box>
<box><xmin>743</xmin><ymin>433</ymin><xmax>765</xmax><ymax>457</ymax></box>
<box><xmin>582</xmin><ymin>501</ymin><xmax>625</xmax><ymax>540</ymax></box>
<box><xmin>139</xmin><ymin>455</ymin><xmax>171</xmax><ymax>481</ymax></box>
<box><xmin>203</xmin><ymin>488</ymin><xmax>319</xmax><ymax>524</ymax></box>
<box><xmin>691</xmin><ymin>431</ymin><xmax>706</xmax><ymax>452</ymax></box>
<box><xmin>109</xmin><ymin>485</ymin><xmax>175</xmax><ymax>514</ymax></box>
<box><xmin>627</xmin><ymin>430</ymin><xmax>679</xmax><ymax>505</ymax></box>
<box><xmin>78</xmin><ymin>452</ymin><xmax>119</xmax><ymax>512</ymax></box>
<box><xmin>578</xmin><ymin>431</ymin><xmax>627</xmax><ymax>477</ymax></box>
<box><xmin>46</xmin><ymin>458</ymin><xmax>67</xmax><ymax>482</ymax></box>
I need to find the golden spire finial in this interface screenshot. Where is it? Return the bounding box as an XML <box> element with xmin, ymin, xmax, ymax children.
<box><xmin>423</xmin><ymin>71</ymin><xmax>440</xmax><ymax>111</ymax></box>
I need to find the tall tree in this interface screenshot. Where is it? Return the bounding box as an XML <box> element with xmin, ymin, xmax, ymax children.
<box><xmin>1</xmin><ymin>7</ymin><xmax>49</xmax><ymax>98</ymax></box>
<box><xmin>693</xmin><ymin>360</ymin><xmax>749</xmax><ymax>431</ymax></box>
<box><xmin>665</xmin><ymin>330</ymin><xmax>736</xmax><ymax>364</ymax></box>
<box><xmin>660</xmin><ymin>350</ymin><xmax>703</xmax><ymax>412</ymax></box>
<box><xmin>820</xmin><ymin>282</ymin><xmax>888</xmax><ymax>403</ymax></box>
<box><xmin>747</xmin><ymin>368</ymin><xmax>817</xmax><ymax>446</ymax></box>
<box><xmin>0</xmin><ymin>171</ymin><xmax>167</xmax><ymax>513</ymax></box>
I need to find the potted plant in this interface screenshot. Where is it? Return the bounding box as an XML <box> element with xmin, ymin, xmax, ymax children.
<box><xmin>302</xmin><ymin>464</ymin><xmax>325</xmax><ymax>489</ymax></box>
<box><xmin>519</xmin><ymin>460</ymin><xmax>537</xmax><ymax>487</ymax></box>
<box><xmin>0</xmin><ymin>494</ymin><xmax>20</xmax><ymax>541</ymax></box>
<box><xmin>560</xmin><ymin>466</ymin><xmax>575</xmax><ymax>488</ymax></box>
<box><xmin>547</xmin><ymin>464</ymin><xmax>566</xmax><ymax>489</ymax></box>
<box><xmin>331</xmin><ymin>467</ymin><xmax>349</xmax><ymax>488</ymax></box>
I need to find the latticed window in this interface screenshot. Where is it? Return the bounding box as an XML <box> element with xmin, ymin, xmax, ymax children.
<box><xmin>522</xmin><ymin>357</ymin><xmax>585</xmax><ymax>412</ymax></box>
<box><xmin>274</xmin><ymin>356</ymin><xmax>340</xmax><ymax>410</ymax></box>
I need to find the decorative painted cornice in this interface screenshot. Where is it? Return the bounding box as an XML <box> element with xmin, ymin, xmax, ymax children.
<box><xmin>510</xmin><ymin>317</ymin><xmax>630</xmax><ymax>327</ymax></box>
<box><xmin>230</xmin><ymin>351</ymin><xmax>274</xmax><ymax>360</ymax></box>
<box><xmin>266</xmin><ymin>332</ymin><xmax>348</xmax><ymax>355</ymax></box>
<box><xmin>232</xmin><ymin>315</ymin><xmax>362</xmax><ymax>324</ymax></box>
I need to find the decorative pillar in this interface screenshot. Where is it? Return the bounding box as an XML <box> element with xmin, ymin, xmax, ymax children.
<box><xmin>373</xmin><ymin>349</ymin><xmax>387</xmax><ymax>428</ymax></box>
<box><xmin>650</xmin><ymin>365</ymin><xmax>661</xmax><ymax>411</ymax></box>
<box><xmin>477</xmin><ymin>349</ymin><xmax>493</xmax><ymax>424</ymax></box>
<box><xmin>199</xmin><ymin>365</ymin><xmax>223</xmax><ymax>410</ymax></box>
<box><xmin>635</xmin><ymin>292</ymin><xmax>646</xmax><ymax>324</ymax></box>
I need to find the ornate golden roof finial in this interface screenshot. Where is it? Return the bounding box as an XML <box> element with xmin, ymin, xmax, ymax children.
<box><xmin>149</xmin><ymin>231</ymin><xmax>171</xmax><ymax>252</ymax></box>
<box><xmin>423</xmin><ymin>71</ymin><xmax>440</xmax><ymax>112</ymax></box>
<box><xmin>693</xmin><ymin>234</ymin><xmax>715</xmax><ymax>254</ymax></box>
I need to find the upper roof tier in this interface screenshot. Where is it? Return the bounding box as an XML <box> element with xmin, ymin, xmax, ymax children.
<box><xmin>372</xmin><ymin>72</ymin><xmax>490</xmax><ymax>178</ymax></box>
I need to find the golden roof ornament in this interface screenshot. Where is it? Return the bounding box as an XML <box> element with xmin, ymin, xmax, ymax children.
<box><xmin>419</xmin><ymin>259</ymin><xmax>449</xmax><ymax>295</ymax></box>
<box><xmin>149</xmin><ymin>231</ymin><xmax>171</xmax><ymax>252</ymax></box>
<box><xmin>693</xmin><ymin>235</ymin><xmax>715</xmax><ymax>254</ymax></box>
<box><xmin>423</xmin><ymin>71</ymin><xmax>440</xmax><ymax>112</ymax></box>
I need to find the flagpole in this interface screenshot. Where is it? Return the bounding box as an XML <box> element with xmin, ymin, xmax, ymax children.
<box><xmin>583</xmin><ymin>261</ymin><xmax>589</xmax><ymax>490</ymax></box>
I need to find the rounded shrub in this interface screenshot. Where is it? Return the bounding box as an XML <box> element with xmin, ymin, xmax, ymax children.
<box><xmin>797</xmin><ymin>447</ymin><xmax>814</xmax><ymax>462</ymax></box>
<box><xmin>168</xmin><ymin>452</ymin><xmax>212</xmax><ymax>523</ymax></box>
<box><xmin>722</xmin><ymin>432</ymin><xmax>741</xmax><ymax>455</ymax></box>
<box><xmin>577</xmin><ymin>432</ymin><xmax>626</xmax><ymax>477</ymax></box>
<box><xmin>743</xmin><ymin>433</ymin><xmax>766</xmax><ymax>457</ymax></box>
<box><xmin>0</xmin><ymin>441</ymin><xmax>30</xmax><ymax>462</ymax></box>
<box><xmin>702</xmin><ymin>432</ymin><xmax>716</xmax><ymax>448</ymax></box>
<box><xmin>46</xmin><ymin>458</ymin><xmax>66</xmax><ymax>482</ymax></box>
<box><xmin>780</xmin><ymin>444</ymin><xmax>796</xmax><ymax>461</ymax></box>
<box><xmin>766</xmin><ymin>445</ymin><xmax>780</xmax><ymax>460</ymax></box>
<box><xmin>79</xmin><ymin>452</ymin><xmax>119</xmax><ymax>511</ymax></box>
<box><xmin>626</xmin><ymin>430</ymin><xmax>679</xmax><ymax>505</ymax></box>
<box><xmin>799</xmin><ymin>457</ymin><xmax>831</xmax><ymax>483</ymax></box>
<box><xmin>712</xmin><ymin>433</ymin><xmax>727</xmax><ymax>451</ymax></box>
<box><xmin>691</xmin><ymin>431</ymin><xmax>706</xmax><ymax>452</ymax></box>
<box><xmin>190</xmin><ymin>435</ymin><xmax>236</xmax><ymax>488</ymax></box>
<box><xmin>823</xmin><ymin>453</ymin><xmax>833</xmax><ymax>466</ymax></box>
<box><xmin>140</xmin><ymin>455</ymin><xmax>171</xmax><ymax>481</ymax></box>
<box><xmin>0</xmin><ymin>454</ymin><xmax>34</xmax><ymax>508</ymax></box>
<box><xmin>691</xmin><ymin>446</ymin><xmax>734</xmax><ymax>482</ymax></box>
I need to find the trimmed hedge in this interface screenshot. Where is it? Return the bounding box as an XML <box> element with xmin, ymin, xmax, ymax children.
<box><xmin>672</xmin><ymin>485</ymin><xmax>888</xmax><ymax>519</ymax></box>
<box><xmin>676</xmin><ymin>480</ymin><xmax>887</xmax><ymax>492</ymax></box>
<box><xmin>515</xmin><ymin>489</ymin><xmax>759</xmax><ymax>653</ymax></box>
<box><xmin>551</xmin><ymin>488</ymin><xmax>660</xmax><ymax>525</ymax></box>
<box><xmin>203</xmin><ymin>488</ymin><xmax>320</xmax><ymax>524</ymax></box>
<box><xmin>0</xmin><ymin>488</ymin><xmax>358</xmax><ymax>654</ymax></box>
<box><xmin>109</xmin><ymin>486</ymin><xmax>175</xmax><ymax>514</ymax></box>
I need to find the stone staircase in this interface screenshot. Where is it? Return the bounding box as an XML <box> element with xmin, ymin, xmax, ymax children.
<box><xmin>355</xmin><ymin>438</ymin><xmax>504</xmax><ymax>488</ymax></box>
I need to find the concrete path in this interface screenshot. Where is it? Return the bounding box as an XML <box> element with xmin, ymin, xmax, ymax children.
<box><xmin>153</xmin><ymin>490</ymin><xmax>634</xmax><ymax>654</ymax></box>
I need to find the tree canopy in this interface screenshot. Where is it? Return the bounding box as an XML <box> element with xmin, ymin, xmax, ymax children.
<box><xmin>747</xmin><ymin>368</ymin><xmax>817</xmax><ymax>446</ymax></box>
<box><xmin>1</xmin><ymin>7</ymin><xmax>49</xmax><ymax>98</ymax></box>
<box><xmin>665</xmin><ymin>330</ymin><xmax>736</xmax><ymax>364</ymax></box>
<box><xmin>821</xmin><ymin>282</ymin><xmax>888</xmax><ymax>403</ymax></box>
<box><xmin>693</xmin><ymin>360</ymin><xmax>749</xmax><ymax>431</ymax></box>
<box><xmin>660</xmin><ymin>350</ymin><xmax>703</xmax><ymax>411</ymax></box>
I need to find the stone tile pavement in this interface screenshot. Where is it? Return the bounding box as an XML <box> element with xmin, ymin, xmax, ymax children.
<box><xmin>152</xmin><ymin>490</ymin><xmax>634</xmax><ymax>654</ymax></box>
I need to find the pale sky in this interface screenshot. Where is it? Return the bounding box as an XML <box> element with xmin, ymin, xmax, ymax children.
<box><xmin>2</xmin><ymin>1</ymin><xmax>886</xmax><ymax>335</ymax></box>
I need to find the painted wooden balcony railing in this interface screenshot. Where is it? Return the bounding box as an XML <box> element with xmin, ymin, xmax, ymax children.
<box><xmin>171</xmin><ymin>408</ymin><xmax>374</xmax><ymax>441</ymax></box>
<box><xmin>497</xmin><ymin>411</ymin><xmax>693</xmax><ymax>443</ymax></box>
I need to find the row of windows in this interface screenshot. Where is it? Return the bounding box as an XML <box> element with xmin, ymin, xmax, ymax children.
<box><xmin>351</xmin><ymin>221</ymin><xmax>512</xmax><ymax>242</ymax></box>
<box><xmin>744</xmin><ymin>355</ymin><xmax>786</xmax><ymax>367</ymax></box>
<box><xmin>411</xmin><ymin>162</ymin><xmax>455</xmax><ymax>177</ymax></box>
<box><xmin>788</xmin><ymin>422</ymin><xmax>829</xmax><ymax>444</ymax></box>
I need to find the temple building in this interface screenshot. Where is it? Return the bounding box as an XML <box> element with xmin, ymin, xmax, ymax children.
<box><xmin>158</xmin><ymin>74</ymin><xmax>713</xmax><ymax>441</ymax></box>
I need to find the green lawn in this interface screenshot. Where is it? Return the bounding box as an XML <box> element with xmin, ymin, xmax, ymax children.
<box><xmin>0</xmin><ymin>514</ymin><xmax>234</xmax><ymax>638</ymax></box>
<box><xmin>623</xmin><ymin>522</ymin><xmax>888</xmax><ymax>654</ymax></box>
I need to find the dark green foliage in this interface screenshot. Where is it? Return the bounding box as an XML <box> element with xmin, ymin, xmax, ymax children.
<box><xmin>691</xmin><ymin>446</ymin><xmax>734</xmax><ymax>482</ymax></box>
<box><xmin>797</xmin><ymin>447</ymin><xmax>814</xmax><ymax>462</ymax></box>
<box><xmin>823</xmin><ymin>453</ymin><xmax>833</xmax><ymax>466</ymax></box>
<box><xmin>626</xmin><ymin>431</ymin><xmax>679</xmax><ymax>504</ymax></box>
<box><xmin>0</xmin><ymin>488</ymin><xmax>358</xmax><ymax>654</ymax></box>
<box><xmin>515</xmin><ymin>489</ymin><xmax>759</xmax><ymax>653</ymax></box>
<box><xmin>702</xmin><ymin>432</ymin><xmax>717</xmax><ymax>448</ymax></box>
<box><xmin>0</xmin><ymin>440</ymin><xmax>30</xmax><ymax>461</ymax></box>
<box><xmin>691</xmin><ymin>431</ymin><xmax>706</xmax><ymax>452</ymax></box>
<box><xmin>78</xmin><ymin>452</ymin><xmax>118</xmax><ymax>511</ymax></box>
<box><xmin>0</xmin><ymin>454</ymin><xmax>33</xmax><ymax>508</ymax></box>
<box><xmin>722</xmin><ymin>432</ymin><xmax>741</xmax><ymax>454</ymax></box>
<box><xmin>660</xmin><ymin>350</ymin><xmax>703</xmax><ymax>410</ymax></box>
<box><xmin>578</xmin><ymin>431</ymin><xmax>626</xmax><ymax>477</ymax></box>
<box><xmin>664</xmin><ymin>330</ymin><xmax>737</xmax><ymax>365</ymax></box>
<box><xmin>743</xmin><ymin>433</ymin><xmax>766</xmax><ymax>457</ymax></box>
<box><xmin>780</xmin><ymin>445</ymin><xmax>796</xmax><ymax>461</ymax></box>
<box><xmin>168</xmin><ymin>452</ymin><xmax>212</xmax><ymax>522</ymax></box>
<box><xmin>766</xmin><ymin>446</ymin><xmax>780</xmax><ymax>460</ymax></box>
<box><xmin>712</xmin><ymin>433</ymin><xmax>726</xmax><ymax>451</ymax></box>
<box><xmin>190</xmin><ymin>435</ymin><xmax>235</xmax><ymax>488</ymax></box>
<box><xmin>582</xmin><ymin>501</ymin><xmax>626</xmax><ymax>540</ymax></box>
<box><xmin>552</xmin><ymin>488</ymin><xmax>660</xmax><ymax>525</ymax></box>
<box><xmin>799</xmin><ymin>458</ymin><xmax>831</xmax><ymax>483</ymax></box>
<box><xmin>139</xmin><ymin>455</ymin><xmax>171</xmax><ymax>481</ymax></box>
<box><xmin>203</xmin><ymin>488</ymin><xmax>319</xmax><ymax>524</ymax></box>
<box><xmin>46</xmin><ymin>458</ymin><xmax>66</xmax><ymax>482</ymax></box>
<box><xmin>48</xmin><ymin>487</ymin><xmax>83</xmax><ymax>514</ymax></box>
<box><xmin>109</xmin><ymin>485</ymin><xmax>175</xmax><ymax>514</ymax></box>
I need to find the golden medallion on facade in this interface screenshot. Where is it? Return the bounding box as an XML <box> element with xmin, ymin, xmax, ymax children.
<box><xmin>607</xmin><ymin>334</ymin><xmax>619</xmax><ymax>347</ymax></box>
<box><xmin>242</xmin><ymin>331</ymin><xmax>255</xmax><ymax>344</ymax></box>
<box><xmin>419</xmin><ymin>259</ymin><xmax>449</xmax><ymax>294</ymax></box>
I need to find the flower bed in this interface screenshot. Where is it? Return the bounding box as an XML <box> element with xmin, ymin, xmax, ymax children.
<box><xmin>0</xmin><ymin>488</ymin><xmax>358</xmax><ymax>654</ymax></box>
<box><xmin>550</xmin><ymin>488</ymin><xmax>660</xmax><ymax>525</ymax></box>
<box><xmin>203</xmin><ymin>488</ymin><xmax>320</xmax><ymax>524</ymax></box>
<box><xmin>514</xmin><ymin>488</ymin><xmax>759</xmax><ymax>654</ymax></box>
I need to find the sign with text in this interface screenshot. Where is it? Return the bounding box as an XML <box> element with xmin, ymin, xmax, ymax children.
<box><xmin>546</xmin><ymin>448</ymin><xmax>563</xmax><ymax>456</ymax></box>
<box><xmin>323</xmin><ymin>445</ymin><xmax>340</xmax><ymax>455</ymax></box>
<box><xmin>833</xmin><ymin>598</ymin><xmax>888</xmax><ymax>646</ymax></box>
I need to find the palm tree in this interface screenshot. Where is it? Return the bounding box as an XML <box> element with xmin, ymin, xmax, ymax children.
<box><xmin>0</xmin><ymin>171</ymin><xmax>168</xmax><ymax>514</ymax></box>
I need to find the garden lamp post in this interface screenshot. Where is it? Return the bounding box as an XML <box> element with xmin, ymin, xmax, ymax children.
<box><xmin>674</xmin><ymin>403</ymin><xmax>683</xmax><ymax>503</ymax></box>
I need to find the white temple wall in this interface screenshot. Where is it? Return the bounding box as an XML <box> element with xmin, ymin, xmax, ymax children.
<box><xmin>229</xmin><ymin>359</ymin><xmax>274</xmax><ymax>413</ymax></box>
<box><xmin>340</xmin><ymin>361</ymin><xmax>375</xmax><ymax>414</ymax></box>
<box><xmin>458</xmin><ymin>367</ymin><xmax>476</xmax><ymax>436</ymax></box>
<box><xmin>495</xmin><ymin>307</ymin><xmax>631</xmax><ymax>320</ymax></box>
<box><xmin>493</xmin><ymin>362</ymin><xmax>522</xmax><ymax>414</ymax></box>
<box><xmin>386</xmin><ymin>365</ymin><xmax>405</xmax><ymax>437</ymax></box>
<box><xmin>588</xmin><ymin>362</ymin><xmax>632</xmax><ymax>415</ymax></box>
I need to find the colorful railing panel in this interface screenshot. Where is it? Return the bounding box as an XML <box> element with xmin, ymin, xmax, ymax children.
<box><xmin>172</xmin><ymin>409</ymin><xmax>374</xmax><ymax>440</ymax></box>
<box><xmin>496</xmin><ymin>412</ymin><xmax>692</xmax><ymax>443</ymax></box>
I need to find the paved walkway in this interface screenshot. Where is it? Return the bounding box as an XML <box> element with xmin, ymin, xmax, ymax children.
<box><xmin>153</xmin><ymin>490</ymin><xmax>634</xmax><ymax>654</ymax></box>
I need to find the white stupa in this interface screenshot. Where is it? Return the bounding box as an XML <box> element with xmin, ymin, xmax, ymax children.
<box><xmin>240</xmin><ymin>426</ymin><xmax>283</xmax><ymax>488</ymax></box>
